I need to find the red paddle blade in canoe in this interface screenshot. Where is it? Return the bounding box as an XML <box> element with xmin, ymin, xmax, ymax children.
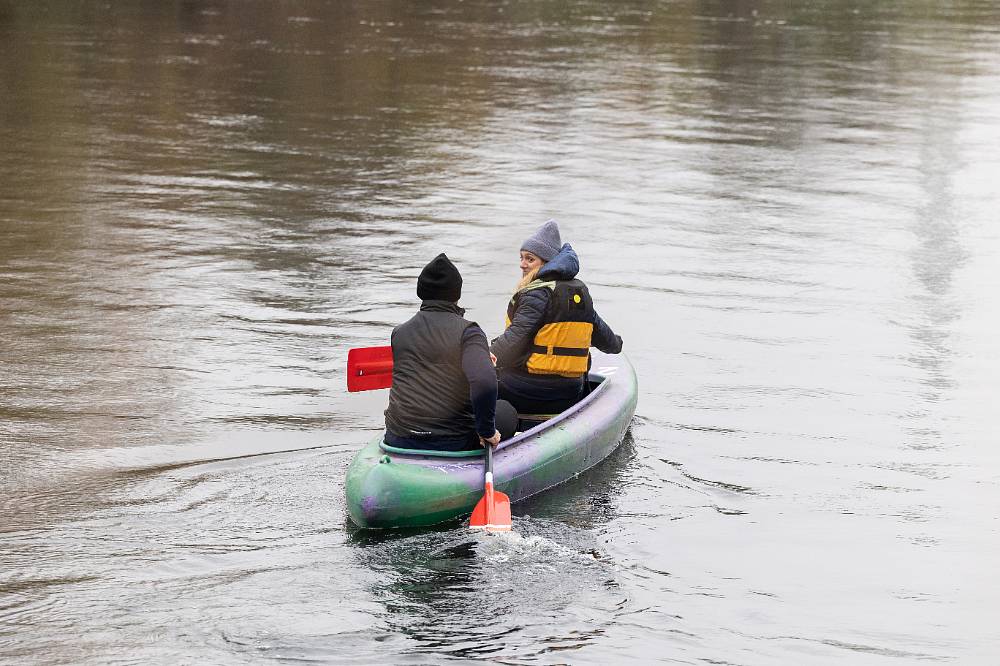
<box><xmin>347</xmin><ymin>346</ymin><xmax>393</xmax><ymax>392</ymax></box>
<box><xmin>470</xmin><ymin>477</ymin><xmax>512</xmax><ymax>532</ymax></box>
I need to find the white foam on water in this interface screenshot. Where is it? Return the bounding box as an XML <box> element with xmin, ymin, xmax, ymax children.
<box><xmin>473</xmin><ymin>525</ymin><xmax>602</xmax><ymax>566</ymax></box>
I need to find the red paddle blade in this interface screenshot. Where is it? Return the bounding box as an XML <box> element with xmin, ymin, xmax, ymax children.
<box><xmin>470</xmin><ymin>480</ymin><xmax>512</xmax><ymax>532</ymax></box>
<box><xmin>347</xmin><ymin>346</ymin><xmax>393</xmax><ymax>392</ymax></box>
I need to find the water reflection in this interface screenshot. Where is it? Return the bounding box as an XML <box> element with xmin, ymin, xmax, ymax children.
<box><xmin>907</xmin><ymin>98</ymin><xmax>965</xmax><ymax>391</ymax></box>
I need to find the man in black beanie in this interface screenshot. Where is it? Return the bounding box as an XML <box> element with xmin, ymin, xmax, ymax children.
<box><xmin>384</xmin><ymin>253</ymin><xmax>516</xmax><ymax>452</ymax></box>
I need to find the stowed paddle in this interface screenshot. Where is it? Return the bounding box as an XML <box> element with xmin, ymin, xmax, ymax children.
<box><xmin>347</xmin><ymin>346</ymin><xmax>393</xmax><ymax>392</ymax></box>
<box><xmin>469</xmin><ymin>443</ymin><xmax>512</xmax><ymax>532</ymax></box>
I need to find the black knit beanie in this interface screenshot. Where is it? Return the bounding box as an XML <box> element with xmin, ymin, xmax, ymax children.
<box><xmin>417</xmin><ymin>253</ymin><xmax>462</xmax><ymax>302</ymax></box>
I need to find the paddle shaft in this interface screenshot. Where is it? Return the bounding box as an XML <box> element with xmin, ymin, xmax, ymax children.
<box><xmin>483</xmin><ymin>444</ymin><xmax>496</xmax><ymax>525</ymax></box>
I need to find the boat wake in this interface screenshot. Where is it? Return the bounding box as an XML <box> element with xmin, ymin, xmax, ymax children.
<box><xmin>472</xmin><ymin>523</ymin><xmax>605</xmax><ymax>566</ymax></box>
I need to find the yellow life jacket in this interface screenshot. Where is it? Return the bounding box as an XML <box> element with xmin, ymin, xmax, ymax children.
<box><xmin>506</xmin><ymin>279</ymin><xmax>595</xmax><ymax>378</ymax></box>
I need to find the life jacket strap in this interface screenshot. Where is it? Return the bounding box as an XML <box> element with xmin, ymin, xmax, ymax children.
<box><xmin>530</xmin><ymin>344</ymin><xmax>589</xmax><ymax>357</ymax></box>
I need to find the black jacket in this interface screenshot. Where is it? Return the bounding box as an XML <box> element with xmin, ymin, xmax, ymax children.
<box><xmin>385</xmin><ymin>301</ymin><xmax>497</xmax><ymax>444</ymax></box>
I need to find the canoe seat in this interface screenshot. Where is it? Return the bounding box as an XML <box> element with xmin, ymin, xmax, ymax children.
<box><xmin>516</xmin><ymin>413</ymin><xmax>559</xmax><ymax>432</ymax></box>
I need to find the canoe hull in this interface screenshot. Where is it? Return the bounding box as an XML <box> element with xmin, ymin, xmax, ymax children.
<box><xmin>345</xmin><ymin>351</ymin><xmax>638</xmax><ymax>529</ymax></box>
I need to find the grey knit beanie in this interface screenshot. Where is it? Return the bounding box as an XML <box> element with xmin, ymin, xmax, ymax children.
<box><xmin>520</xmin><ymin>219</ymin><xmax>562</xmax><ymax>262</ymax></box>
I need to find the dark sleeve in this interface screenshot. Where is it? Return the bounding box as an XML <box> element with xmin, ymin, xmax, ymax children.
<box><xmin>461</xmin><ymin>324</ymin><xmax>498</xmax><ymax>438</ymax></box>
<box><xmin>591</xmin><ymin>310</ymin><xmax>623</xmax><ymax>354</ymax></box>
<box><xmin>490</xmin><ymin>289</ymin><xmax>550</xmax><ymax>368</ymax></box>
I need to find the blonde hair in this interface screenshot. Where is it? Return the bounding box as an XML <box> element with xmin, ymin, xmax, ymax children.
<box><xmin>515</xmin><ymin>267</ymin><xmax>540</xmax><ymax>293</ymax></box>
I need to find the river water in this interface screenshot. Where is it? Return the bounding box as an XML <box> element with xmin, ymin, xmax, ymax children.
<box><xmin>2</xmin><ymin>1</ymin><xmax>998</xmax><ymax>663</ymax></box>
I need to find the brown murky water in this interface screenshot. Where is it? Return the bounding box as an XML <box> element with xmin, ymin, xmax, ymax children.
<box><xmin>2</xmin><ymin>1</ymin><xmax>999</xmax><ymax>663</ymax></box>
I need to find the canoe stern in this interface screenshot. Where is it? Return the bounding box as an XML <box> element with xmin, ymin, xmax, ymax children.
<box><xmin>345</xmin><ymin>438</ymin><xmax>483</xmax><ymax>528</ymax></box>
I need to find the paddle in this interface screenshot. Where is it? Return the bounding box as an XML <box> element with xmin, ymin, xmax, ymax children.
<box><xmin>469</xmin><ymin>443</ymin><xmax>512</xmax><ymax>532</ymax></box>
<box><xmin>347</xmin><ymin>346</ymin><xmax>393</xmax><ymax>392</ymax></box>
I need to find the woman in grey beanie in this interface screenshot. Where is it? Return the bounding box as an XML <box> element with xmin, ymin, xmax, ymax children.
<box><xmin>490</xmin><ymin>220</ymin><xmax>624</xmax><ymax>414</ymax></box>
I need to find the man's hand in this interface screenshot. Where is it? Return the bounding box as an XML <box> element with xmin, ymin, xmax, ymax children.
<box><xmin>480</xmin><ymin>429</ymin><xmax>501</xmax><ymax>447</ymax></box>
<box><xmin>489</xmin><ymin>352</ymin><xmax>497</xmax><ymax>366</ymax></box>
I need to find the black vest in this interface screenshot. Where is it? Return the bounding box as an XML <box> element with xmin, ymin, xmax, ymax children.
<box><xmin>384</xmin><ymin>301</ymin><xmax>477</xmax><ymax>440</ymax></box>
